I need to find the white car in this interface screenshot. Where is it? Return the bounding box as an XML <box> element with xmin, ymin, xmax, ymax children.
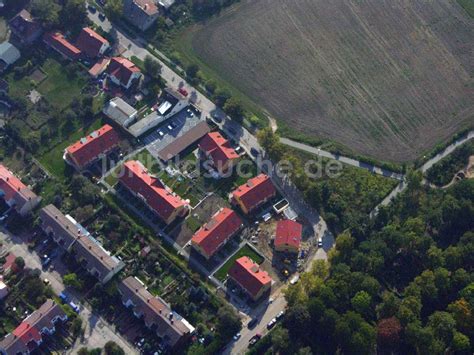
<box><xmin>158</xmin><ymin>130</ymin><xmax>164</xmax><ymax>137</ymax></box>
<box><xmin>233</xmin><ymin>333</ymin><xmax>241</xmax><ymax>341</ymax></box>
<box><xmin>317</xmin><ymin>237</ymin><xmax>323</xmax><ymax>247</ymax></box>
<box><xmin>267</xmin><ymin>318</ymin><xmax>277</xmax><ymax>329</ymax></box>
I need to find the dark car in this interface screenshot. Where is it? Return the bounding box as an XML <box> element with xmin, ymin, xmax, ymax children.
<box><xmin>250</xmin><ymin>147</ymin><xmax>260</xmax><ymax>157</ymax></box>
<box><xmin>98</xmin><ymin>13</ymin><xmax>106</xmax><ymax>21</ymax></box>
<box><xmin>247</xmin><ymin>318</ymin><xmax>258</xmax><ymax>329</ymax></box>
<box><xmin>87</xmin><ymin>5</ymin><xmax>96</xmax><ymax>13</ymax></box>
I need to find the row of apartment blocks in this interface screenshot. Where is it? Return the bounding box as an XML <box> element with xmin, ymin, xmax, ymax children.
<box><xmin>0</xmin><ymin>299</ymin><xmax>67</xmax><ymax>355</ymax></box>
<box><xmin>40</xmin><ymin>204</ymin><xmax>125</xmax><ymax>284</ymax></box>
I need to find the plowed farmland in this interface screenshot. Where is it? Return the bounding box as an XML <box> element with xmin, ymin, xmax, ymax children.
<box><xmin>189</xmin><ymin>0</ymin><xmax>474</xmax><ymax>162</ymax></box>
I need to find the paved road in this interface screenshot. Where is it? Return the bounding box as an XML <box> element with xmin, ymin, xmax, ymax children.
<box><xmin>0</xmin><ymin>229</ymin><xmax>138</xmax><ymax>354</ymax></box>
<box><xmin>280</xmin><ymin>137</ymin><xmax>405</xmax><ymax>181</ymax></box>
<box><xmin>370</xmin><ymin>130</ymin><xmax>474</xmax><ymax>216</ymax></box>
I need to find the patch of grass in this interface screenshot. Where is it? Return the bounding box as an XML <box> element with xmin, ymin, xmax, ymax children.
<box><xmin>185</xmin><ymin>215</ymin><xmax>202</xmax><ymax>233</ymax></box>
<box><xmin>457</xmin><ymin>0</ymin><xmax>474</xmax><ymax>17</ymax></box>
<box><xmin>37</xmin><ymin>59</ymin><xmax>87</xmax><ymax>110</ymax></box>
<box><xmin>38</xmin><ymin>118</ymin><xmax>103</xmax><ymax>179</ymax></box>
<box><xmin>214</xmin><ymin>244</ymin><xmax>264</xmax><ymax>281</ymax></box>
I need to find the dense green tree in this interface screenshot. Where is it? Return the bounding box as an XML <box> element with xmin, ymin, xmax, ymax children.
<box><xmin>104</xmin><ymin>341</ymin><xmax>125</xmax><ymax>355</ymax></box>
<box><xmin>31</xmin><ymin>0</ymin><xmax>61</xmax><ymax>27</ymax></box>
<box><xmin>104</xmin><ymin>0</ymin><xmax>123</xmax><ymax>20</ymax></box>
<box><xmin>223</xmin><ymin>97</ymin><xmax>244</xmax><ymax>121</ymax></box>
<box><xmin>144</xmin><ymin>55</ymin><xmax>162</xmax><ymax>79</ymax></box>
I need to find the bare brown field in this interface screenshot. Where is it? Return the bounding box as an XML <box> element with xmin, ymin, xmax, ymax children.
<box><xmin>190</xmin><ymin>0</ymin><xmax>474</xmax><ymax>162</ymax></box>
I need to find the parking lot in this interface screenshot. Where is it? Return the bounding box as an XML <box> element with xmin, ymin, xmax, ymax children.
<box><xmin>141</xmin><ymin>107</ymin><xmax>202</xmax><ymax>159</ymax></box>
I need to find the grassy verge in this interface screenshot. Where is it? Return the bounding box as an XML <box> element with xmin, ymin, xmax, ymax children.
<box><xmin>214</xmin><ymin>244</ymin><xmax>264</xmax><ymax>281</ymax></box>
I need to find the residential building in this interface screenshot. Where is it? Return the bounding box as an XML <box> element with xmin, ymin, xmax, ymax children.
<box><xmin>0</xmin><ymin>299</ymin><xmax>67</xmax><ymax>355</ymax></box>
<box><xmin>157</xmin><ymin>121</ymin><xmax>210</xmax><ymax>162</ymax></box>
<box><xmin>39</xmin><ymin>204</ymin><xmax>83</xmax><ymax>251</ymax></box>
<box><xmin>274</xmin><ymin>219</ymin><xmax>303</xmax><ymax>253</ymax></box>
<box><xmin>64</xmin><ymin>124</ymin><xmax>121</xmax><ymax>171</ymax></box>
<box><xmin>228</xmin><ymin>256</ymin><xmax>272</xmax><ymax>301</ymax></box>
<box><xmin>0</xmin><ymin>42</ymin><xmax>20</xmax><ymax>72</ymax></box>
<box><xmin>103</xmin><ymin>97</ymin><xmax>138</xmax><ymax>128</ymax></box>
<box><xmin>8</xmin><ymin>10</ymin><xmax>43</xmax><ymax>45</ymax></box>
<box><xmin>43</xmin><ymin>32</ymin><xmax>82</xmax><ymax>61</ymax></box>
<box><xmin>118</xmin><ymin>276</ymin><xmax>194</xmax><ymax>349</ymax></box>
<box><xmin>76</xmin><ymin>27</ymin><xmax>110</xmax><ymax>58</ymax></box>
<box><xmin>231</xmin><ymin>174</ymin><xmax>276</xmax><ymax>214</ymax></box>
<box><xmin>71</xmin><ymin>234</ymin><xmax>125</xmax><ymax>284</ymax></box>
<box><xmin>88</xmin><ymin>57</ymin><xmax>110</xmax><ymax>78</ymax></box>
<box><xmin>0</xmin><ymin>281</ymin><xmax>8</xmax><ymax>300</ymax></box>
<box><xmin>123</xmin><ymin>0</ymin><xmax>160</xmax><ymax>31</ymax></box>
<box><xmin>106</xmin><ymin>57</ymin><xmax>142</xmax><ymax>89</ymax></box>
<box><xmin>198</xmin><ymin>132</ymin><xmax>239</xmax><ymax>175</ymax></box>
<box><xmin>0</xmin><ymin>164</ymin><xmax>41</xmax><ymax>216</ymax></box>
<box><xmin>39</xmin><ymin>205</ymin><xmax>125</xmax><ymax>284</ymax></box>
<box><xmin>191</xmin><ymin>208</ymin><xmax>243</xmax><ymax>260</ymax></box>
<box><xmin>119</xmin><ymin>160</ymin><xmax>188</xmax><ymax>225</ymax></box>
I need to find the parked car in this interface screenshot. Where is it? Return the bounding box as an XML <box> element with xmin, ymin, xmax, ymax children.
<box><xmin>41</xmin><ymin>257</ymin><xmax>51</xmax><ymax>268</ymax></box>
<box><xmin>276</xmin><ymin>310</ymin><xmax>285</xmax><ymax>320</ymax></box>
<box><xmin>69</xmin><ymin>301</ymin><xmax>80</xmax><ymax>313</ymax></box>
<box><xmin>248</xmin><ymin>333</ymin><xmax>262</xmax><ymax>347</ymax></box>
<box><xmin>158</xmin><ymin>130</ymin><xmax>164</xmax><ymax>137</ymax></box>
<box><xmin>250</xmin><ymin>147</ymin><xmax>260</xmax><ymax>157</ymax></box>
<box><xmin>59</xmin><ymin>292</ymin><xmax>68</xmax><ymax>303</ymax></box>
<box><xmin>98</xmin><ymin>13</ymin><xmax>106</xmax><ymax>21</ymax></box>
<box><xmin>267</xmin><ymin>318</ymin><xmax>277</xmax><ymax>329</ymax></box>
<box><xmin>87</xmin><ymin>5</ymin><xmax>96</xmax><ymax>13</ymax></box>
<box><xmin>247</xmin><ymin>318</ymin><xmax>258</xmax><ymax>329</ymax></box>
<box><xmin>178</xmin><ymin>88</ymin><xmax>188</xmax><ymax>97</ymax></box>
<box><xmin>233</xmin><ymin>333</ymin><xmax>241</xmax><ymax>341</ymax></box>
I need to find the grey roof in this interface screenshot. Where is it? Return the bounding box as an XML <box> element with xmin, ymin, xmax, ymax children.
<box><xmin>40</xmin><ymin>204</ymin><xmax>81</xmax><ymax>250</ymax></box>
<box><xmin>118</xmin><ymin>276</ymin><xmax>193</xmax><ymax>347</ymax></box>
<box><xmin>157</xmin><ymin>121</ymin><xmax>210</xmax><ymax>161</ymax></box>
<box><xmin>103</xmin><ymin>97</ymin><xmax>137</xmax><ymax>127</ymax></box>
<box><xmin>129</xmin><ymin>111</ymin><xmax>166</xmax><ymax>137</ymax></box>
<box><xmin>71</xmin><ymin>234</ymin><xmax>124</xmax><ymax>283</ymax></box>
<box><xmin>0</xmin><ymin>42</ymin><xmax>21</xmax><ymax>66</ymax></box>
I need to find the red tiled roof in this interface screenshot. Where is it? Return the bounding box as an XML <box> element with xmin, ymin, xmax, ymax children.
<box><xmin>88</xmin><ymin>57</ymin><xmax>111</xmax><ymax>77</ymax></box>
<box><xmin>76</xmin><ymin>27</ymin><xmax>109</xmax><ymax>58</ymax></box>
<box><xmin>199</xmin><ymin>132</ymin><xmax>239</xmax><ymax>169</ymax></box>
<box><xmin>0</xmin><ymin>164</ymin><xmax>27</xmax><ymax>201</ymax></box>
<box><xmin>135</xmin><ymin>0</ymin><xmax>159</xmax><ymax>15</ymax></box>
<box><xmin>12</xmin><ymin>322</ymin><xmax>42</xmax><ymax>345</ymax></box>
<box><xmin>192</xmin><ymin>208</ymin><xmax>242</xmax><ymax>258</ymax></box>
<box><xmin>43</xmin><ymin>32</ymin><xmax>81</xmax><ymax>60</ymax></box>
<box><xmin>232</xmin><ymin>174</ymin><xmax>276</xmax><ymax>212</ymax></box>
<box><xmin>107</xmin><ymin>57</ymin><xmax>141</xmax><ymax>86</ymax></box>
<box><xmin>120</xmin><ymin>160</ymin><xmax>187</xmax><ymax>222</ymax></box>
<box><xmin>275</xmin><ymin>220</ymin><xmax>302</xmax><ymax>249</ymax></box>
<box><xmin>228</xmin><ymin>256</ymin><xmax>271</xmax><ymax>299</ymax></box>
<box><xmin>66</xmin><ymin>124</ymin><xmax>120</xmax><ymax>169</ymax></box>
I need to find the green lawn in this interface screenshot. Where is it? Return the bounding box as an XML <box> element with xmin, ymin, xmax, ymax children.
<box><xmin>214</xmin><ymin>244</ymin><xmax>264</xmax><ymax>281</ymax></box>
<box><xmin>185</xmin><ymin>215</ymin><xmax>202</xmax><ymax>233</ymax></box>
<box><xmin>458</xmin><ymin>0</ymin><xmax>474</xmax><ymax>18</ymax></box>
<box><xmin>6</xmin><ymin>58</ymin><xmax>87</xmax><ymax>111</ymax></box>
<box><xmin>37</xmin><ymin>59</ymin><xmax>87</xmax><ymax>110</ymax></box>
<box><xmin>38</xmin><ymin>118</ymin><xmax>104</xmax><ymax>179</ymax></box>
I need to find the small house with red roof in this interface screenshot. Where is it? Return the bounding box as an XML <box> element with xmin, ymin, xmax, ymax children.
<box><xmin>0</xmin><ymin>299</ymin><xmax>67</xmax><ymax>355</ymax></box>
<box><xmin>228</xmin><ymin>256</ymin><xmax>272</xmax><ymax>301</ymax></box>
<box><xmin>107</xmin><ymin>57</ymin><xmax>142</xmax><ymax>89</ymax></box>
<box><xmin>198</xmin><ymin>132</ymin><xmax>239</xmax><ymax>175</ymax></box>
<box><xmin>231</xmin><ymin>174</ymin><xmax>276</xmax><ymax>214</ymax></box>
<box><xmin>76</xmin><ymin>27</ymin><xmax>110</xmax><ymax>58</ymax></box>
<box><xmin>274</xmin><ymin>219</ymin><xmax>303</xmax><ymax>253</ymax></box>
<box><xmin>0</xmin><ymin>164</ymin><xmax>41</xmax><ymax>216</ymax></box>
<box><xmin>43</xmin><ymin>32</ymin><xmax>81</xmax><ymax>61</ymax></box>
<box><xmin>191</xmin><ymin>208</ymin><xmax>243</xmax><ymax>260</ymax></box>
<box><xmin>64</xmin><ymin>124</ymin><xmax>121</xmax><ymax>171</ymax></box>
<box><xmin>119</xmin><ymin>160</ymin><xmax>189</xmax><ymax>224</ymax></box>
